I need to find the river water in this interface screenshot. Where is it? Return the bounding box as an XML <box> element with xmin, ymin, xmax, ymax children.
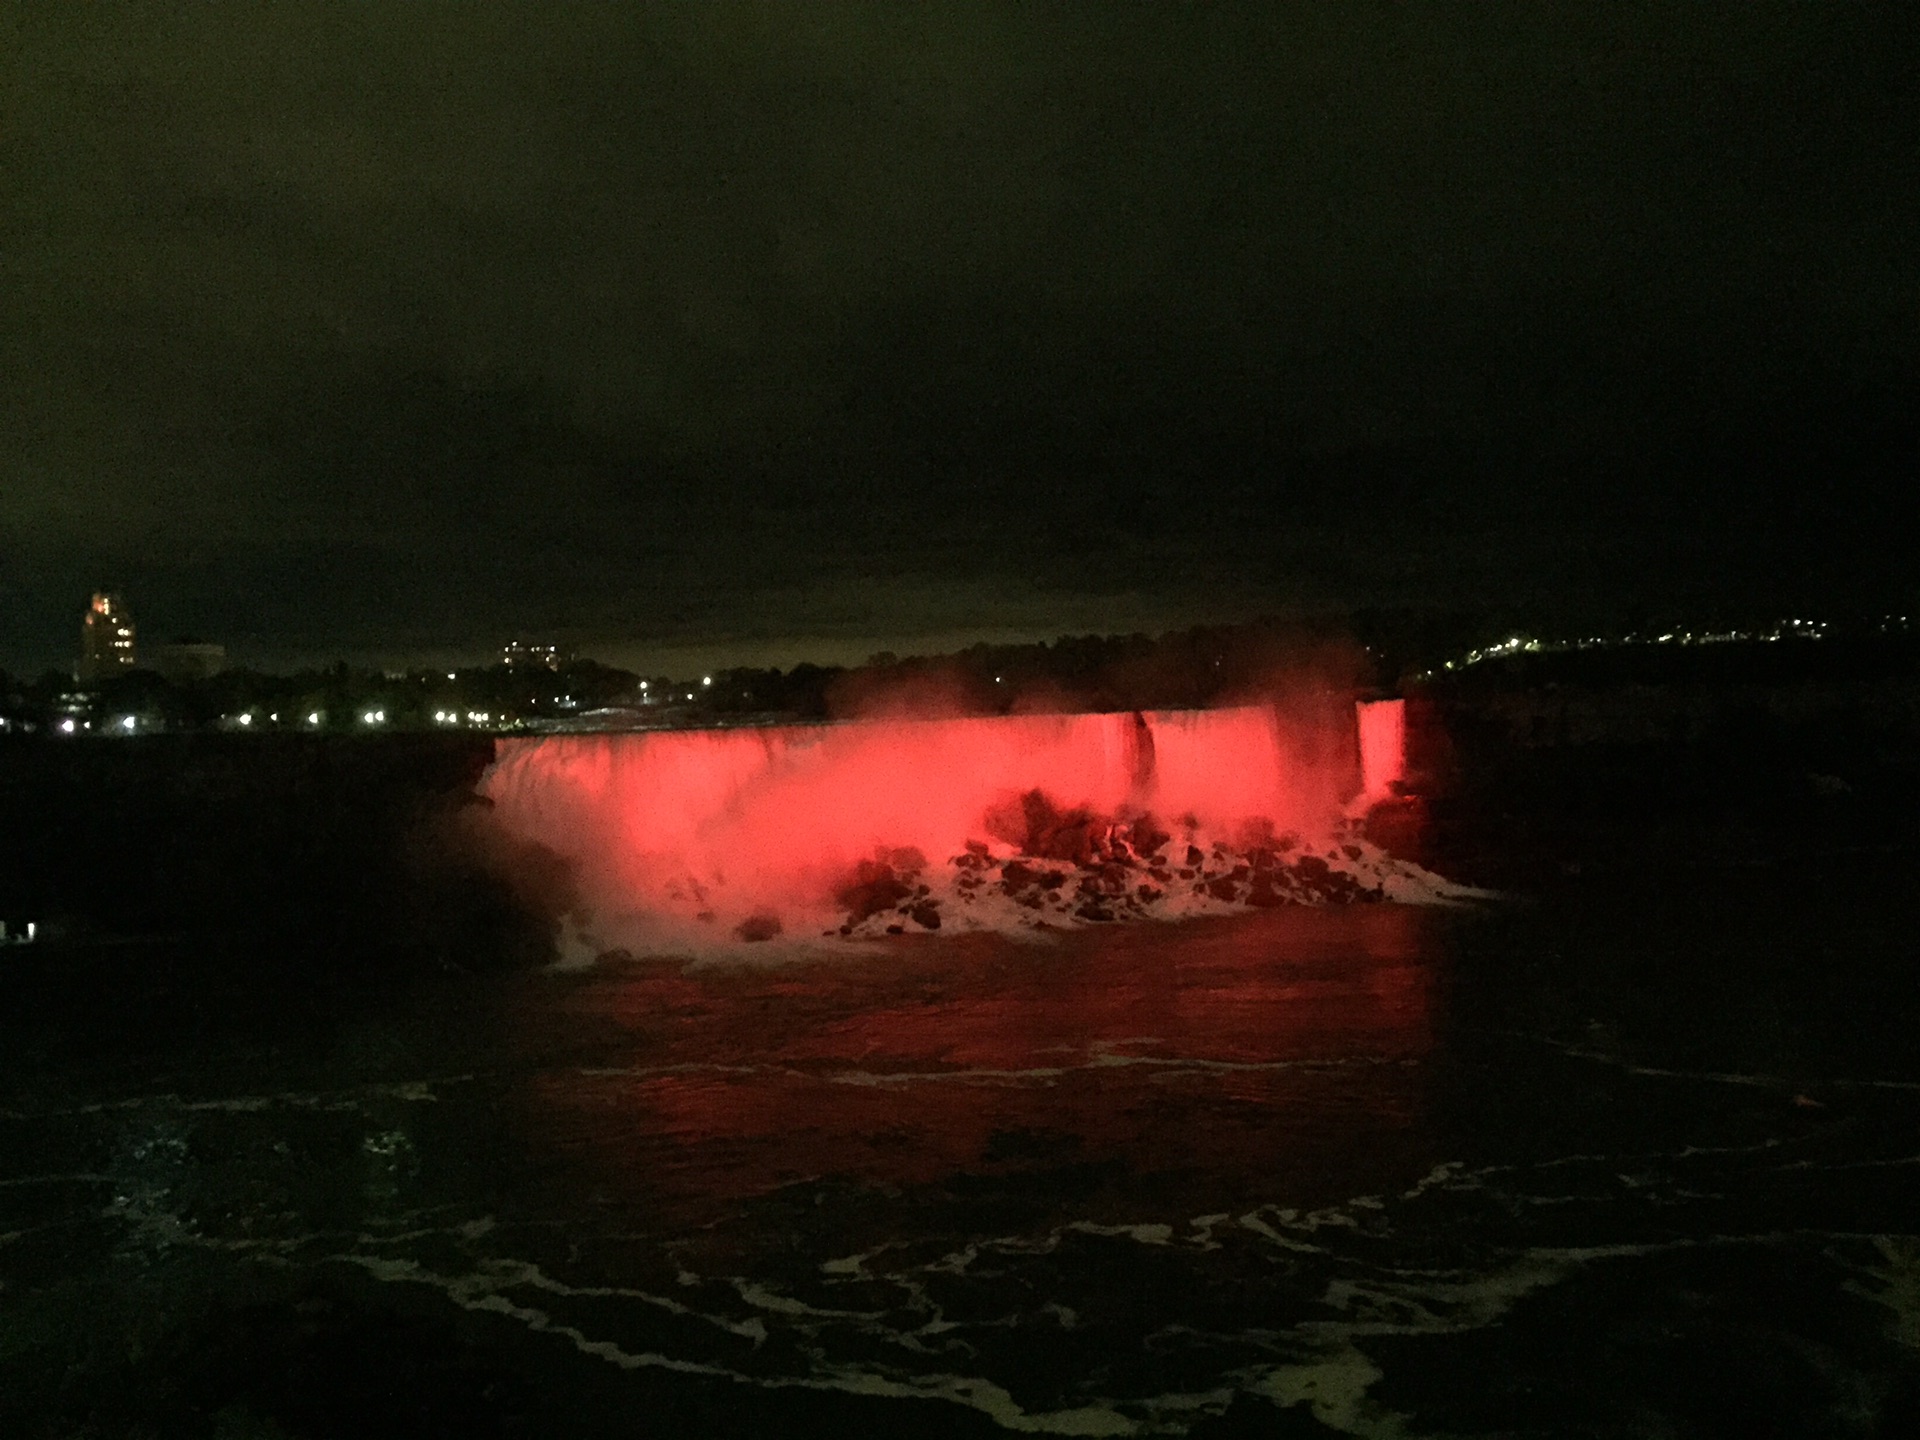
<box><xmin>4</xmin><ymin>851</ymin><xmax>1919</xmax><ymax>1436</ymax></box>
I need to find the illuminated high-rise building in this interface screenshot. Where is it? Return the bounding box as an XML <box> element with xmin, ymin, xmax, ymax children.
<box><xmin>502</xmin><ymin>639</ymin><xmax>573</xmax><ymax>671</ymax></box>
<box><xmin>79</xmin><ymin>591</ymin><xmax>137</xmax><ymax>679</ymax></box>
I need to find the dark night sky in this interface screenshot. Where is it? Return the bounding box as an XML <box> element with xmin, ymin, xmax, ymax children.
<box><xmin>3</xmin><ymin>3</ymin><xmax>1916</xmax><ymax>674</ymax></box>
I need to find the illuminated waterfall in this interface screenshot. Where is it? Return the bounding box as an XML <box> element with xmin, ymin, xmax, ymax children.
<box><xmin>479</xmin><ymin>698</ymin><xmax>1450</xmax><ymax>952</ymax></box>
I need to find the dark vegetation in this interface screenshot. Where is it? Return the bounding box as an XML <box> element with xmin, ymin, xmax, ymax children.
<box><xmin>694</xmin><ymin>613</ymin><xmax>1920</xmax><ymax>720</ymax></box>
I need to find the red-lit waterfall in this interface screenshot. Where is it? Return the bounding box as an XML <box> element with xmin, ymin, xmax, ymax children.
<box><xmin>479</xmin><ymin>698</ymin><xmax>1464</xmax><ymax>953</ymax></box>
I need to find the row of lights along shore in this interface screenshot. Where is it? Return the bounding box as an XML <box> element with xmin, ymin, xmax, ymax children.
<box><xmin>15</xmin><ymin>600</ymin><xmax>730</xmax><ymax>737</ymax></box>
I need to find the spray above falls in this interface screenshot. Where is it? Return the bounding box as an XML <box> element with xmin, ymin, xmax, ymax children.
<box><xmin>479</xmin><ymin>697</ymin><xmax>1469</xmax><ymax>954</ymax></box>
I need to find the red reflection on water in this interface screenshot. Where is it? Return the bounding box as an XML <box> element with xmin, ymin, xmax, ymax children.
<box><xmin>517</xmin><ymin>907</ymin><xmax>1438</xmax><ymax>1225</ymax></box>
<box><xmin>482</xmin><ymin>704</ymin><xmax>1372</xmax><ymax>928</ymax></box>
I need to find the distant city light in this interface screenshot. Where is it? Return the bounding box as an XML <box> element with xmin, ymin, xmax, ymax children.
<box><xmin>59</xmin><ymin>718</ymin><xmax>76</xmax><ymax>734</ymax></box>
<box><xmin>119</xmin><ymin>715</ymin><xmax>137</xmax><ymax>732</ymax></box>
<box><xmin>1407</xmin><ymin>613</ymin><xmax>1892</xmax><ymax>681</ymax></box>
<box><xmin>307</xmin><ymin>711</ymin><xmax>323</xmax><ymax>726</ymax></box>
<box><xmin>361</xmin><ymin>709</ymin><xmax>386</xmax><ymax>726</ymax></box>
<box><xmin>702</xmin><ymin>675</ymin><xmax>712</xmax><ymax>687</ymax></box>
<box><xmin>236</xmin><ymin>713</ymin><xmax>252</xmax><ymax>727</ymax></box>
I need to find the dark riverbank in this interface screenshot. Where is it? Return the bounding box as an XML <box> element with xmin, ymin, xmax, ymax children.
<box><xmin>0</xmin><ymin>733</ymin><xmax>562</xmax><ymax>964</ymax></box>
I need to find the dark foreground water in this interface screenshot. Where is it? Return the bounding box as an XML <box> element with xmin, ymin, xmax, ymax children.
<box><xmin>5</xmin><ymin>849</ymin><xmax>1920</xmax><ymax>1437</ymax></box>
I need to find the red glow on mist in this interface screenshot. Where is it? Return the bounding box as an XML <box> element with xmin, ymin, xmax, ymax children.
<box><xmin>482</xmin><ymin>704</ymin><xmax>1368</xmax><ymax>929</ymax></box>
<box><xmin>1357</xmin><ymin>698</ymin><xmax>1406</xmax><ymax>804</ymax></box>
